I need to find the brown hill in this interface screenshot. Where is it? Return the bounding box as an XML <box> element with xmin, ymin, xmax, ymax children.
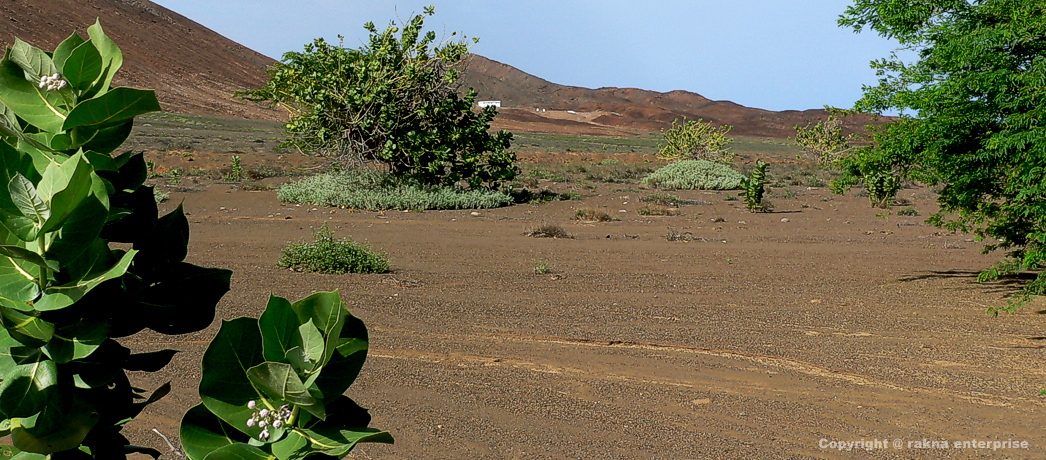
<box><xmin>461</xmin><ymin>54</ymin><xmax>881</xmax><ymax>137</ymax></box>
<box><xmin>0</xmin><ymin>0</ymin><xmax>280</xmax><ymax>120</ymax></box>
<box><xmin>0</xmin><ymin>1</ymin><xmax>875</xmax><ymax>138</ymax></box>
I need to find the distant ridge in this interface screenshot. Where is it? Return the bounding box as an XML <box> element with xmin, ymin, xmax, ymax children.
<box><xmin>460</xmin><ymin>54</ymin><xmax>880</xmax><ymax>138</ymax></box>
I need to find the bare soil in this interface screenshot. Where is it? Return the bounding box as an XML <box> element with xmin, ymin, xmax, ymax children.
<box><xmin>119</xmin><ymin>169</ymin><xmax>1046</xmax><ymax>459</ymax></box>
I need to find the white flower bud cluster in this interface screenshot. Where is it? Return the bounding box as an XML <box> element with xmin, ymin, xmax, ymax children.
<box><xmin>245</xmin><ymin>400</ymin><xmax>293</xmax><ymax>441</ymax></box>
<box><xmin>39</xmin><ymin>73</ymin><xmax>67</xmax><ymax>92</ymax></box>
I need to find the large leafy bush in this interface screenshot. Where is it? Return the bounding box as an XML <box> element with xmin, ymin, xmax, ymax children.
<box><xmin>242</xmin><ymin>6</ymin><xmax>516</xmax><ymax>189</ymax></box>
<box><xmin>642</xmin><ymin>160</ymin><xmax>745</xmax><ymax>190</ymax></box>
<box><xmin>839</xmin><ymin>0</ymin><xmax>1046</xmax><ymax>307</ymax></box>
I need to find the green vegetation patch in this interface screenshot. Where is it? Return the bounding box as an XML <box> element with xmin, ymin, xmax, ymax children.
<box><xmin>642</xmin><ymin>160</ymin><xmax>745</xmax><ymax>190</ymax></box>
<box><xmin>278</xmin><ymin>169</ymin><xmax>513</xmax><ymax>210</ymax></box>
<box><xmin>279</xmin><ymin>224</ymin><xmax>389</xmax><ymax>274</ymax></box>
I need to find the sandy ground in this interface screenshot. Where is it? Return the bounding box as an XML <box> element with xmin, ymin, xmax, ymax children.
<box><xmin>112</xmin><ymin>175</ymin><xmax>1046</xmax><ymax>460</ymax></box>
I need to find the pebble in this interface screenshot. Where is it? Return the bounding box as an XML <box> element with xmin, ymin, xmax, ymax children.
<box><xmin>471</xmin><ymin>212</ymin><xmax>480</xmax><ymax>216</ymax></box>
<box><xmin>781</xmin><ymin>218</ymin><xmax>790</xmax><ymax>223</ymax></box>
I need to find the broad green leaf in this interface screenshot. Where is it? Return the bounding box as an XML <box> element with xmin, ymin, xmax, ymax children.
<box><xmin>297</xmin><ymin>426</ymin><xmax>393</xmax><ymax>458</ymax></box>
<box><xmin>62</xmin><ymin>88</ymin><xmax>159</xmax><ymax>130</ymax></box>
<box><xmin>12</xmin><ymin>390</ymin><xmax>98</xmax><ymax>455</ymax></box>
<box><xmin>259</xmin><ymin>295</ymin><xmax>299</xmax><ymax>364</ymax></box>
<box><xmin>291</xmin><ymin>291</ymin><xmax>346</xmax><ymax>369</ymax></box>
<box><xmin>297</xmin><ymin>322</ymin><xmax>324</xmax><ymax>371</ymax></box>
<box><xmin>42</xmin><ymin>320</ymin><xmax>108</xmax><ymax>364</ymax></box>
<box><xmin>58</xmin><ymin>40</ymin><xmax>102</xmax><ymax>92</ymax></box>
<box><xmin>64</xmin><ymin>339</ymin><xmax>127</xmax><ymax>389</ymax></box>
<box><xmin>0</xmin><ymin>308</ymin><xmax>54</xmax><ymax>347</ymax></box>
<box><xmin>0</xmin><ymin>57</ymin><xmax>67</xmax><ymax>133</ymax></box>
<box><xmin>80</xmin><ymin>119</ymin><xmax>133</xmax><ymax>154</ymax></box>
<box><xmin>245</xmin><ymin>362</ymin><xmax>322</xmax><ymax>419</ymax></box>
<box><xmin>180</xmin><ymin>404</ymin><xmax>247</xmax><ymax>460</ymax></box>
<box><xmin>85</xmin><ymin>20</ymin><xmax>123</xmax><ymax>97</ymax></box>
<box><xmin>270</xmin><ymin>431</ymin><xmax>307</xmax><ymax>460</ymax></box>
<box><xmin>0</xmin><ymin>357</ymin><xmax>57</xmax><ymax>418</ymax></box>
<box><xmin>199</xmin><ymin>318</ymin><xmax>266</xmax><ymax>438</ymax></box>
<box><xmin>51</xmin><ymin>32</ymin><xmax>86</xmax><ymax>73</ymax></box>
<box><xmin>132</xmin><ymin>204</ymin><xmax>189</xmax><ymax>278</ymax></box>
<box><xmin>8</xmin><ymin>39</ymin><xmax>58</xmax><ymax>82</ymax></box>
<box><xmin>0</xmin><ymin>246</ymin><xmax>55</xmax><ymax>272</ymax></box>
<box><xmin>33</xmin><ymin>248</ymin><xmax>135</xmax><ymax>311</ymax></box>
<box><xmin>202</xmin><ymin>444</ymin><xmax>272</xmax><ymax>460</ymax></box>
<box><xmin>0</xmin><ymin>230</ymin><xmax>39</xmax><ymax>309</ymax></box>
<box><xmin>313</xmin><ymin>314</ymin><xmax>369</xmax><ymax>405</ymax></box>
<box><xmin>8</xmin><ymin>173</ymin><xmax>48</xmax><ymax>227</ymax></box>
<box><xmin>37</xmin><ymin>152</ymin><xmax>95</xmax><ymax>235</ymax></box>
<box><xmin>43</xmin><ymin>173</ymin><xmax>108</xmax><ymax>263</ymax></box>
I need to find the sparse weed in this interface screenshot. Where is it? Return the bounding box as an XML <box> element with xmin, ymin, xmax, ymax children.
<box><xmin>641</xmin><ymin>192</ymin><xmax>690</xmax><ymax>207</ymax></box>
<box><xmin>153</xmin><ymin>188</ymin><xmax>169</xmax><ymax>204</ymax></box>
<box><xmin>533</xmin><ymin>258</ymin><xmax>553</xmax><ymax>274</ymax></box>
<box><xmin>897</xmin><ymin>207</ymin><xmax>920</xmax><ymax>216</ymax></box>
<box><xmin>527</xmin><ymin>224</ymin><xmax>573</xmax><ymax>239</ymax></box>
<box><xmin>575</xmin><ymin>208</ymin><xmax>615</xmax><ymax>222</ymax></box>
<box><xmin>278</xmin><ymin>223</ymin><xmax>389</xmax><ymax>274</ymax></box>
<box><xmin>637</xmin><ymin>205</ymin><xmax>680</xmax><ymax>216</ymax></box>
<box><xmin>224</xmin><ymin>155</ymin><xmax>244</xmax><ymax>182</ymax></box>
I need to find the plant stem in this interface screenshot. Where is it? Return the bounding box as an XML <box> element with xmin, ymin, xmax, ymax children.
<box><xmin>35</xmin><ymin>234</ymin><xmax>48</xmax><ymax>291</ymax></box>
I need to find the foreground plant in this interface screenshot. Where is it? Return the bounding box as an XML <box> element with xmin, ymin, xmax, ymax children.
<box><xmin>739</xmin><ymin>160</ymin><xmax>769</xmax><ymax>212</ymax></box>
<box><xmin>0</xmin><ymin>22</ymin><xmax>232</xmax><ymax>457</ymax></box>
<box><xmin>180</xmin><ymin>291</ymin><xmax>393</xmax><ymax>459</ymax></box>
<box><xmin>840</xmin><ymin>0</ymin><xmax>1046</xmax><ymax>308</ymax></box>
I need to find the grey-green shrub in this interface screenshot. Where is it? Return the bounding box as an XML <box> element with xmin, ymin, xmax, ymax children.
<box><xmin>278</xmin><ymin>169</ymin><xmax>513</xmax><ymax>210</ymax></box>
<box><xmin>642</xmin><ymin>160</ymin><xmax>745</xmax><ymax>190</ymax></box>
<box><xmin>279</xmin><ymin>224</ymin><xmax>389</xmax><ymax>274</ymax></box>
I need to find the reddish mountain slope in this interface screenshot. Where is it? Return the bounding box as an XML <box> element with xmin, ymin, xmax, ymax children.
<box><xmin>0</xmin><ymin>0</ymin><xmax>280</xmax><ymax>119</ymax></box>
<box><xmin>461</xmin><ymin>54</ymin><xmax>880</xmax><ymax>137</ymax></box>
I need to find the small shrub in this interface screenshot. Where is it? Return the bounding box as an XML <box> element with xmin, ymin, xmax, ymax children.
<box><xmin>584</xmin><ymin>163</ymin><xmax>656</xmax><ymax>183</ymax></box>
<box><xmin>740</xmin><ymin>160</ymin><xmax>769</xmax><ymax>212</ymax></box>
<box><xmin>637</xmin><ymin>205</ymin><xmax>679</xmax><ymax>216</ymax></box>
<box><xmin>527</xmin><ymin>224</ymin><xmax>573</xmax><ymax>239</ymax></box>
<box><xmin>533</xmin><ymin>258</ymin><xmax>553</xmax><ymax>274</ymax></box>
<box><xmin>897</xmin><ymin>206</ymin><xmax>920</xmax><ymax>216</ymax></box>
<box><xmin>642</xmin><ymin>160</ymin><xmax>745</xmax><ymax>190</ymax></box>
<box><xmin>658</xmin><ymin>118</ymin><xmax>734</xmax><ymax>162</ymax></box>
<box><xmin>279</xmin><ymin>224</ymin><xmax>389</xmax><ymax>274</ymax></box>
<box><xmin>642</xmin><ymin>192</ymin><xmax>683</xmax><ymax>207</ymax></box>
<box><xmin>597</xmin><ymin>158</ymin><xmax>623</xmax><ymax>166</ymax></box>
<box><xmin>224</xmin><ymin>155</ymin><xmax>244</xmax><ymax>182</ymax></box>
<box><xmin>576</xmin><ymin>208</ymin><xmax>615</xmax><ymax>222</ymax></box>
<box><xmin>278</xmin><ymin>169</ymin><xmax>513</xmax><ymax>210</ymax></box>
<box><xmin>154</xmin><ymin>188</ymin><xmax>170</xmax><ymax>203</ymax></box>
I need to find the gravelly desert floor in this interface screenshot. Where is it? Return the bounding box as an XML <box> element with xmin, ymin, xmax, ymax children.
<box><xmin>121</xmin><ymin>178</ymin><xmax>1046</xmax><ymax>459</ymax></box>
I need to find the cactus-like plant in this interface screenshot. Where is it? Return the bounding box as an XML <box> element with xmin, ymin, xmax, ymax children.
<box><xmin>864</xmin><ymin>170</ymin><xmax>899</xmax><ymax>208</ymax></box>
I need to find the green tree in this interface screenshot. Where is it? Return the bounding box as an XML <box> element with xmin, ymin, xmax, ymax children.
<box><xmin>242</xmin><ymin>6</ymin><xmax>516</xmax><ymax>189</ymax></box>
<box><xmin>840</xmin><ymin>0</ymin><xmax>1046</xmax><ymax>308</ymax></box>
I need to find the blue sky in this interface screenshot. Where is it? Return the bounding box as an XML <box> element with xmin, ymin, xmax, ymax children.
<box><xmin>151</xmin><ymin>1</ymin><xmax>901</xmax><ymax>112</ymax></box>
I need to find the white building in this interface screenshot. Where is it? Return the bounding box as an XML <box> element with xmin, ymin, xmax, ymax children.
<box><xmin>477</xmin><ymin>100</ymin><xmax>502</xmax><ymax>108</ymax></box>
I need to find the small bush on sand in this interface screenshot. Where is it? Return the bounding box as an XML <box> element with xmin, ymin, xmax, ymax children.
<box><xmin>278</xmin><ymin>169</ymin><xmax>513</xmax><ymax>210</ymax></box>
<box><xmin>527</xmin><ymin>224</ymin><xmax>573</xmax><ymax>239</ymax></box>
<box><xmin>575</xmin><ymin>208</ymin><xmax>615</xmax><ymax>222</ymax></box>
<box><xmin>637</xmin><ymin>205</ymin><xmax>679</xmax><ymax>216</ymax></box>
<box><xmin>533</xmin><ymin>258</ymin><xmax>553</xmax><ymax>274</ymax></box>
<box><xmin>279</xmin><ymin>224</ymin><xmax>389</xmax><ymax>274</ymax></box>
<box><xmin>642</xmin><ymin>160</ymin><xmax>745</xmax><ymax>190</ymax></box>
<box><xmin>897</xmin><ymin>206</ymin><xmax>920</xmax><ymax>216</ymax></box>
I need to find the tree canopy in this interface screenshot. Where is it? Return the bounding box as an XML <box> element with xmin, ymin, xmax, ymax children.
<box><xmin>840</xmin><ymin>0</ymin><xmax>1046</xmax><ymax>308</ymax></box>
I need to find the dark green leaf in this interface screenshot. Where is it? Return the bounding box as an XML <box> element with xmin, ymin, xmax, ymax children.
<box><xmin>199</xmin><ymin>318</ymin><xmax>265</xmax><ymax>438</ymax></box>
<box><xmin>34</xmin><ymin>248</ymin><xmax>135</xmax><ymax>311</ymax></box>
<box><xmin>0</xmin><ymin>357</ymin><xmax>57</xmax><ymax>418</ymax></box>
<box><xmin>139</xmin><ymin>263</ymin><xmax>231</xmax><ymax>334</ymax></box>
<box><xmin>201</xmin><ymin>444</ymin><xmax>271</xmax><ymax>460</ymax></box>
<box><xmin>297</xmin><ymin>426</ymin><xmax>393</xmax><ymax>458</ymax></box>
<box><xmin>245</xmin><ymin>362</ymin><xmax>322</xmax><ymax>419</ymax></box>
<box><xmin>85</xmin><ymin>20</ymin><xmax>123</xmax><ymax>97</ymax></box>
<box><xmin>59</xmin><ymin>40</ymin><xmax>103</xmax><ymax>91</ymax></box>
<box><xmin>51</xmin><ymin>32</ymin><xmax>86</xmax><ymax>73</ymax></box>
<box><xmin>0</xmin><ymin>245</ymin><xmax>56</xmax><ymax>272</ymax></box>
<box><xmin>62</xmin><ymin>88</ymin><xmax>159</xmax><ymax>130</ymax></box>
<box><xmin>42</xmin><ymin>320</ymin><xmax>108</xmax><ymax>364</ymax></box>
<box><xmin>99</xmin><ymin>184</ymin><xmax>156</xmax><ymax>243</ymax></box>
<box><xmin>180</xmin><ymin>404</ymin><xmax>247</xmax><ymax>460</ymax></box>
<box><xmin>8</xmin><ymin>39</ymin><xmax>58</xmax><ymax>81</ymax></box>
<box><xmin>259</xmin><ymin>295</ymin><xmax>299</xmax><ymax>363</ymax></box>
<box><xmin>43</xmin><ymin>173</ymin><xmax>108</xmax><ymax>263</ymax></box>
<box><xmin>314</xmin><ymin>315</ymin><xmax>368</xmax><ymax>405</ymax></box>
<box><xmin>80</xmin><ymin>119</ymin><xmax>133</xmax><ymax>155</ymax></box>
<box><xmin>132</xmin><ymin>204</ymin><xmax>189</xmax><ymax>277</ymax></box>
<box><xmin>0</xmin><ymin>308</ymin><xmax>54</xmax><ymax>347</ymax></box>
<box><xmin>8</xmin><ymin>173</ymin><xmax>48</xmax><ymax>227</ymax></box>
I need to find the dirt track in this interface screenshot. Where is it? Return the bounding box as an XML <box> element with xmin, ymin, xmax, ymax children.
<box><xmin>118</xmin><ymin>179</ymin><xmax>1046</xmax><ymax>459</ymax></box>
